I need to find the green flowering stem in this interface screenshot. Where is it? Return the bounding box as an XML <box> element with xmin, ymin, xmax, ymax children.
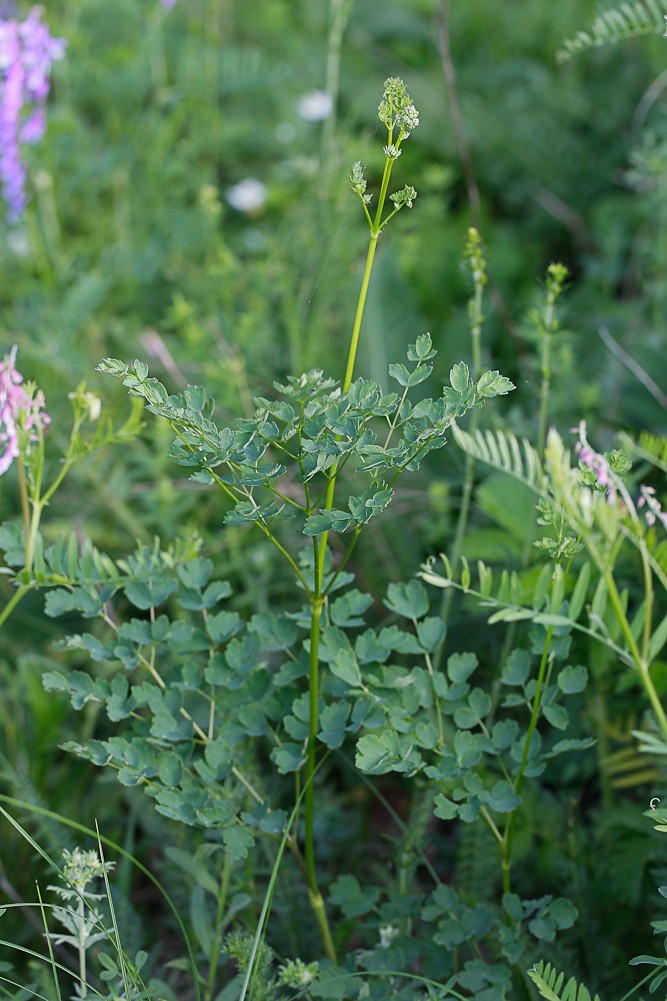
<box><xmin>343</xmin><ymin>230</ymin><xmax>380</xmax><ymax>393</ymax></box>
<box><xmin>302</xmin><ymin>79</ymin><xmax>418</xmax><ymax>960</ymax></box>
<box><xmin>537</xmin><ymin>265</ymin><xmax>568</xmax><ymax>458</ymax></box>
<box><xmin>344</xmin><ymin>153</ymin><xmax>399</xmax><ymax>393</ymax></box>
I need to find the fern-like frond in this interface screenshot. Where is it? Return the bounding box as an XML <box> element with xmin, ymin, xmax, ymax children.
<box><xmin>557</xmin><ymin>1</ymin><xmax>664</xmax><ymax>62</ymax></box>
<box><xmin>451</xmin><ymin>423</ymin><xmax>545</xmax><ymax>493</ymax></box>
<box><xmin>420</xmin><ymin>554</ymin><xmax>634</xmax><ymax>665</ymax></box>
<box><xmin>528</xmin><ymin>960</ymin><xmax>602</xmax><ymax>1001</ymax></box>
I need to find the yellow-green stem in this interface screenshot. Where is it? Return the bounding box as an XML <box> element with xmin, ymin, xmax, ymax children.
<box><xmin>343</xmin><ymin>233</ymin><xmax>379</xmax><ymax>393</ymax></box>
<box><xmin>604</xmin><ymin>569</ymin><xmax>667</xmax><ymax>742</ymax></box>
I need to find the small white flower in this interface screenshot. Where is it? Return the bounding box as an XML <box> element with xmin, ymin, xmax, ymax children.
<box><xmin>296</xmin><ymin>89</ymin><xmax>333</xmax><ymax>122</ymax></box>
<box><xmin>225</xmin><ymin>178</ymin><xmax>267</xmax><ymax>214</ymax></box>
<box><xmin>398</xmin><ymin>103</ymin><xmax>420</xmax><ymax>133</ymax></box>
<box><xmin>379</xmin><ymin>924</ymin><xmax>399</xmax><ymax>948</ymax></box>
<box><xmin>384</xmin><ymin>144</ymin><xmax>401</xmax><ymax>159</ymax></box>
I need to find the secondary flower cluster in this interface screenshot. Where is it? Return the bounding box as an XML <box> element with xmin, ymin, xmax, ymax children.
<box><xmin>0</xmin><ymin>6</ymin><xmax>65</xmax><ymax>222</ymax></box>
<box><xmin>572</xmin><ymin>420</ymin><xmax>665</xmax><ymax>531</ymax></box>
<box><xmin>349</xmin><ymin>77</ymin><xmax>419</xmax><ymax>222</ymax></box>
<box><xmin>572</xmin><ymin>419</ymin><xmax>617</xmax><ymax>501</ymax></box>
<box><xmin>0</xmin><ymin>344</ymin><xmax>49</xmax><ymax>474</ymax></box>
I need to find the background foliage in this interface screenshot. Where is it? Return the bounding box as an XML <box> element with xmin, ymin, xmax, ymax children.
<box><xmin>1</xmin><ymin>1</ymin><xmax>667</xmax><ymax>999</ymax></box>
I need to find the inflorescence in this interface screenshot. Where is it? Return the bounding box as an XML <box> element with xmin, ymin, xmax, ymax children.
<box><xmin>0</xmin><ymin>5</ymin><xmax>65</xmax><ymax>222</ymax></box>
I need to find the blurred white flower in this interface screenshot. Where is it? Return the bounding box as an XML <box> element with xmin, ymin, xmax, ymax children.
<box><xmin>296</xmin><ymin>89</ymin><xmax>333</xmax><ymax>122</ymax></box>
<box><xmin>225</xmin><ymin>178</ymin><xmax>267</xmax><ymax>214</ymax></box>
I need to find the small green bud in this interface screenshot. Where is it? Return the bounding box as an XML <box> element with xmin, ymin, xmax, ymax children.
<box><xmin>608</xmin><ymin>449</ymin><xmax>632</xmax><ymax>475</ymax></box>
<box><xmin>534</xmin><ymin>536</ymin><xmax>583</xmax><ymax>561</ymax></box>
<box><xmin>390</xmin><ymin>184</ymin><xmax>417</xmax><ymax>209</ymax></box>
<box><xmin>350</xmin><ymin>160</ymin><xmax>372</xmax><ymax>203</ymax></box>
<box><xmin>545</xmin><ymin>262</ymin><xmax>569</xmax><ymax>306</ymax></box>
<box><xmin>464</xmin><ymin>227</ymin><xmax>487</xmax><ymax>287</ymax></box>
<box><xmin>278</xmin><ymin>958</ymin><xmax>319</xmax><ymax>988</ymax></box>
<box><xmin>69</xmin><ymin>383</ymin><xmax>102</xmax><ymax>421</ymax></box>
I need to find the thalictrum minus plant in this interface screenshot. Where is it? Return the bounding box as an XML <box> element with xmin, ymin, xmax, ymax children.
<box><xmin>94</xmin><ymin>77</ymin><xmax>514</xmax><ymax>962</ymax></box>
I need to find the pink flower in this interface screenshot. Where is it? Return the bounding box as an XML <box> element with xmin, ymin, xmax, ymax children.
<box><xmin>638</xmin><ymin>485</ymin><xmax>667</xmax><ymax>531</ymax></box>
<box><xmin>0</xmin><ymin>345</ymin><xmax>50</xmax><ymax>474</ymax></box>
<box><xmin>0</xmin><ymin>7</ymin><xmax>65</xmax><ymax>221</ymax></box>
<box><xmin>571</xmin><ymin>420</ymin><xmax>616</xmax><ymax>503</ymax></box>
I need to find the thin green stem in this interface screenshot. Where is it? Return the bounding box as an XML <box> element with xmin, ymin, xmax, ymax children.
<box><xmin>434</xmin><ymin>278</ymin><xmax>483</xmax><ymax>669</ymax></box>
<box><xmin>604</xmin><ymin>568</ymin><xmax>667</xmax><ymax>742</ymax></box>
<box><xmin>305</xmin><ymin>599</ymin><xmax>322</xmax><ymax>887</ymax></box>
<box><xmin>383</xmin><ymin>386</ymin><xmax>409</xmax><ymax>449</ymax></box>
<box><xmin>303</xmin><ymin>595</ymin><xmax>336</xmax><ymax>962</ymax></box>
<box><xmin>321</xmin><ymin>525</ymin><xmax>362</xmax><ymax>599</ymax></box>
<box><xmin>16</xmin><ymin>458</ymin><xmax>31</xmax><ymax>554</ymax></box>
<box><xmin>0</xmin><ymin>583</ymin><xmax>31</xmax><ymax>632</ymax></box>
<box><xmin>412</xmin><ymin>617</ymin><xmax>445</xmax><ymax>746</ymax></box>
<box><xmin>502</xmin><ymin>625</ymin><xmax>554</xmax><ymax>893</ymax></box>
<box><xmin>536</xmin><ymin>301</ymin><xmax>554</xmax><ymax>459</ymax></box>
<box><xmin>640</xmin><ymin>539</ymin><xmax>654</xmax><ymax>665</ymax></box>
<box><xmin>343</xmin><ymin>232</ymin><xmax>379</xmax><ymax>394</ymax></box>
<box><xmin>77</xmin><ymin>896</ymin><xmax>87</xmax><ymax>1000</ymax></box>
<box><xmin>205</xmin><ymin>855</ymin><xmax>231</xmax><ymax>1001</ymax></box>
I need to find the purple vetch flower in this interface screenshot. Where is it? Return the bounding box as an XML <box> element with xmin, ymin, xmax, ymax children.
<box><xmin>571</xmin><ymin>420</ymin><xmax>617</xmax><ymax>504</ymax></box>
<box><xmin>0</xmin><ymin>6</ymin><xmax>65</xmax><ymax>222</ymax></box>
<box><xmin>0</xmin><ymin>345</ymin><xmax>50</xmax><ymax>474</ymax></box>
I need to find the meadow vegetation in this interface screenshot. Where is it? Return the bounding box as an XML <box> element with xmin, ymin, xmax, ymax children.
<box><xmin>1</xmin><ymin>2</ymin><xmax>667</xmax><ymax>999</ymax></box>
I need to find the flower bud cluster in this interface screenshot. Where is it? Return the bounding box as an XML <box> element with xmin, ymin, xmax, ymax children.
<box><xmin>377</xmin><ymin>76</ymin><xmax>419</xmax><ymax>138</ymax></box>
<box><xmin>464</xmin><ymin>227</ymin><xmax>487</xmax><ymax>287</ymax></box>
<box><xmin>60</xmin><ymin>847</ymin><xmax>114</xmax><ymax>893</ymax></box>
<box><xmin>390</xmin><ymin>184</ymin><xmax>416</xmax><ymax>209</ymax></box>
<box><xmin>0</xmin><ymin>6</ymin><xmax>65</xmax><ymax>221</ymax></box>
<box><xmin>546</xmin><ymin>262</ymin><xmax>569</xmax><ymax>308</ymax></box>
<box><xmin>350</xmin><ymin>160</ymin><xmax>372</xmax><ymax>204</ymax></box>
<box><xmin>0</xmin><ymin>344</ymin><xmax>50</xmax><ymax>474</ymax></box>
<box><xmin>572</xmin><ymin>420</ymin><xmax>622</xmax><ymax>503</ymax></box>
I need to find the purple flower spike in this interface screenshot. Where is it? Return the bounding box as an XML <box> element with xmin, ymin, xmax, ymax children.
<box><xmin>0</xmin><ymin>345</ymin><xmax>50</xmax><ymax>474</ymax></box>
<box><xmin>0</xmin><ymin>6</ymin><xmax>65</xmax><ymax>222</ymax></box>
